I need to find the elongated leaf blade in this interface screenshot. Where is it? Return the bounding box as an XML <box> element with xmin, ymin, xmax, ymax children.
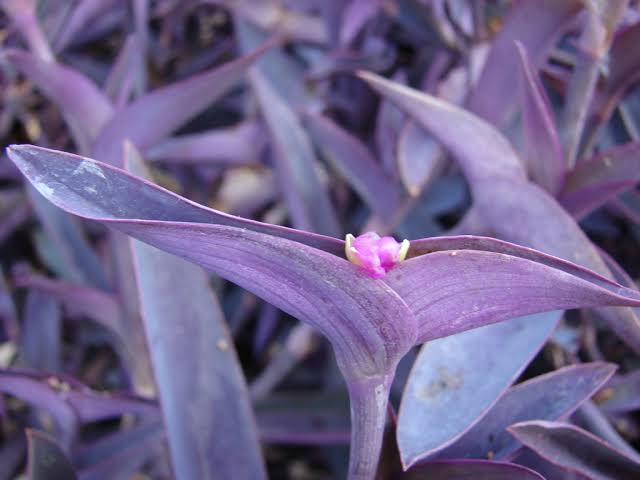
<box><xmin>6</xmin><ymin>50</ymin><xmax>113</xmax><ymax>154</ymax></box>
<box><xmin>397</xmin><ymin>313</ymin><xmax>559</xmax><ymax>468</ymax></box>
<box><xmin>386</xmin><ymin>247</ymin><xmax>640</xmax><ymax>343</ymax></box>
<box><xmin>125</xmin><ymin>146</ymin><xmax>267</xmax><ymax>479</ymax></box>
<box><xmin>509</xmin><ymin>420</ymin><xmax>640</xmax><ymax>479</ymax></box>
<box><xmin>467</xmin><ymin>0</ymin><xmax>582</xmax><ymax>126</ymax></box>
<box><xmin>7</xmin><ymin>145</ymin><xmax>416</xmax><ymax>379</ymax></box>
<box><xmin>303</xmin><ymin>111</ymin><xmax>402</xmax><ymax>223</ymax></box>
<box><xmin>91</xmin><ymin>40</ymin><xmax>274</xmax><ymax>166</ymax></box>
<box><xmin>431</xmin><ymin>363</ymin><xmax>616</xmax><ymax>460</ymax></box>
<box><xmin>560</xmin><ymin>141</ymin><xmax>640</xmax><ymax>218</ymax></box>
<box><xmin>8</xmin><ymin>145</ymin><xmax>343</xmax><ymax>254</ymax></box>
<box><xmin>516</xmin><ymin>42</ymin><xmax>565</xmax><ymax>195</ymax></box>
<box><xmin>357</xmin><ymin>71</ymin><xmax>525</xmax><ymax>181</ymax></box>
<box><xmin>250</xmin><ymin>70</ymin><xmax>340</xmax><ymax>236</ymax></box>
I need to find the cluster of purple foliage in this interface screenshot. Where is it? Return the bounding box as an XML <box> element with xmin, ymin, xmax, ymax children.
<box><xmin>1</xmin><ymin>0</ymin><xmax>640</xmax><ymax>479</ymax></box>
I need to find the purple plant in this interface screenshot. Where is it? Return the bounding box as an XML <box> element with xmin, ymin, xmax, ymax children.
<box><xmin>1</xmin><ymin>1</ymin><xmax>640</xmax><ymax>479</ymax></box>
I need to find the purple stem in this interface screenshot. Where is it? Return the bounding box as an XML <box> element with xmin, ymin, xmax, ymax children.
<box><xmin>346</xmin><ymin>373</ymin><xmax>393</xmax><ymax>480</ymax></box>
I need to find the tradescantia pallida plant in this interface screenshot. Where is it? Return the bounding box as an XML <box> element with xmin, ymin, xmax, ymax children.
<box><xmin>9</xmin><ymin>144</ymin><xmax>640</xmax><ymax>479</ymax></box>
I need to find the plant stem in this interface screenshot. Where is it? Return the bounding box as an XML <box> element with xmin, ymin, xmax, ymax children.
<box><xmin>346</xmin><ymin>373</ymin><xmax>394</xmax><ymax>480</ymax></box>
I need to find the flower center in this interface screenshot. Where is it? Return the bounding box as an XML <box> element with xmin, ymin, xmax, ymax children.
<box><xmin>345</xmin><ymin>232</ymin><xmax>409</xmax><ymax>278</ymax></box>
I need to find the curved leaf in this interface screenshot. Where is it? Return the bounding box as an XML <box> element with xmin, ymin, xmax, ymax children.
<box><xmin>91</xmin><ymin>39</ymin><xmax>274</xmax><ymax>166</ymax></box>
<box><xmin>431</xmin><ymin>363</ymin><xmax>616</xmax><ymax>460</ymax></box>
<box><xmin>396</xmin><ymin>313</ymin><xmax>558</xmax><ymax>468</ymax></box>
<box><xmin>509</xmin><ymin>420</ymin><xmax>640</xmax><ymax>479</ymax></box>
<box><xmin>125</xmin><ymin>146</ymin><xmax>266</xmax><ymax>479</ymax></box>
<box><xmin>516</xmin><ymin>41</ymin><xmax>565</xmax><ymax>195</ymax></box>
<box><xmin>560</xmin><ymin>141</ymin><xmax>640</xmax><ymax>219</ymax></box>
<box><xmin>467</xmin><ymin>0</ymin><xmax>582</xmax><ymax>126</ymax></box>
<box><xmin>357</xmin><ymin>71</ymin><xmax>525</xmax><ymax>181</ymax></box>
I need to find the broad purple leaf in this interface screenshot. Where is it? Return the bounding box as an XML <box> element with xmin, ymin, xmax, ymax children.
<box><xmin>597</xmin><ymin>369</ymin><xmax>640</xmax><ymax>414</ymax></box>
<box><xmin>358</xmin><ymin>72</ymin><xmax>640</xmax><ymax>352</ymax></box>
<box><xmin>560</xmin><ymin>141</ymin><xmax>640</xmax><ymax>219</ymax></box>
<box><xmin>8</xmin><ymin>145</ymin><xmax>343</xmax><ymax>254</ymax></box>
<box><xmin>431</xmin><ymin>363</ymin><xmax>616</xmax><ymax>461</ymax></box>
<box><xmin>516</xmin><ymin>41</ymin><xmax>565</xmax><ymax>195</ymax></box>
<box><xmin>0</xmin><ymin>435</ymin><xmax>25</xmax><ymax>480</ymax></box>
<box><xmin>509</xmin><ymin>420</ymin><xmax>640</xmax><ymax>479</ymax></box>
<box><xmin>467</xmin><ymin>0</ymin><xmax>583</xmax><ymax>126</ymax></box>
<box><xmin>26</xmin><ymin>429</ymin><xmax>77</xmax><ymax>480</ymax></box>
<box><xmin>397</xmin><ymin>120</ymin><xmax>444</xmax><ymax>197</ymax></box>
<box><xmin>20</xmin><ymin>291</ymin><xmax>61</xmax><ymax>371</ymax></box>
<box><xmin>386</xmin><ymin>245</ymin><xmax>640</xmax><ymax>343</ymax></box>
<box><xmin>303</xmin><ymin>111</ymin><xmax>402</xmax><ymax>223</ymax></box>
<box><xmin>357</xmin><ymin>71</ymin><xmax>526</xmax><ymax>182</ymax></box>
<box><xmin>6</xmin><ymin>50</ymin><xmax>113</xmax><ymax>154</ymax></box>
<box><xmin>396</xmin><ymin>313</ymin><xmax>559</xmax><ymax>468</ymax></box>
<box><xmin>406</xmin><ymin>459</ymin><xmax>544</xmax><ymax>480</ymax></box>
<box><xmin>6</xmin><ymin>146</ymin><xmax>417</xmax><ymax>375</ymax></box>
<box><xmin>125</xmin><ymin>147</ymin><xmax>267</xmax><ymax>480</ymax></box>
<box><xmin>250</xmin><ymin>70</ymin><xmax>340</xmax><ymax>236</ymax></box>
<box><xmin>91</xmin><ymin>39</ymin><xmax>274</xmax><ymax>166</ymax></box>
<box><xmin>146</xmin><ymin>121</ymin><xmax>266</xmax><ymax>165</ymax></box>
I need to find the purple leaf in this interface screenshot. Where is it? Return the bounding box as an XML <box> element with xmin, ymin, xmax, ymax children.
<box><xmin>124</xmin><ymin>145</ymin><xmax>267</xmax><ymax>479</ymax></box>
<box><xmin>467</xmin><ymin>0</ymin><xmax>583</xmax><ymax>126</ymax></box>
<box><xmin>250</xmin><ymin>70</ymin><xmax>340</xmax><ymax>236</ymax></box>
<box><xmin>559</xmin><ymin>1</ymin><xmax>628</xmax><ymax>168</ymax></box>
<box><xmin>560</xmin><ymin>141</ymin><xmax>640</xmax><ymax>219</ymax></box>
<box><xmin>358</xmin><ymin>71</ymin><xmax>640</xmax><ymax>354</ymax></box>
<box><xmin>509</xmin><ymin>420</ymin><xmax>640</xmax><ymax>479</ymax></box>
<box><xmin>397</xmin><ymin>120</ymin><xmax>445</xmax><ymax>197</ymax></box>
<box><xmin>386</xmin><ymin>243</ymin><xmax>640</xmax><ymax>344</ymax></box>
<box><xmin>597</xmin><ymin>369</ymin><xmax>640</xmax><ymax>414</ymax></box>
<box><xmin>1</xmin><ymin>0</ymin><xmax>54</xmax><ymax>62</ymax></box>
<box><xmin>20</xmin><ymin>291</ymin><xmax>61</xmax><ymax>371</ymax></box>
<box><xmin>303</xmin><ymin>111</ymin><xmax>402</xmax><ymax>224</ymax></box>
<box><xmin>339</xmin><ymin>0</ymin><xmax>381</xmax><ymax>46</ymax></box>
<box><xmin>396</xmin><ymin>313</ymin><xmax>559</xmax><ymax>468</ymax></box>
<box><xmin>406</xmin><ymin>459</ymin><xmax>545</xmax><ymax>480</ymax></box>
<box><xmin>0</xmin><ymin>370</ymin><xmax>79</xmax><ymax>448</ymax></box>
<box><xmin>431</xmin><ymin>363</ymin><xmax>617</xmax><ymax>461</ymax></box>
<box><xmin>26</xmin><ymin>429</ymin><xmax>77</xmax><ymax>480</ymax></box>
<box><xmin>64</xmin><ymin>390</ymin><xmax>158</xmax><ymax>423</ymax></box>
<box><xmin>53</xmin><ymin>0</ymin><xmax>121</xmax><ymax>52</ymax></box>
<box><xmin>8</xmin><ymin>145</ymin><xmax>343</xmax><ymax>254</ymax></box>
<box><xmin>91</xmin><ymin>39</ymin><xmax>275</xmax><ymax>166</ymax></box>
<box><xmin>357</xmin><ymin>71</ymin><xmax>526</xmax><ymax>182</ymax></box>
<box><xmin>145</xmin><ymin>121</ymin><xmax>266</xmax><ymax>166</ymax></box>
<box><xmin>585</xmin><ymin>22</ymin><xmax>640</xmax><ymax>151</ymax></box>
<box><xmin>515</xmin><ymin>41</ymin><xmax>565</xmax><ymax>195</ymax></box>
<box><xmin>6</xmin><ymin>50</ymin><xmax>114</xmax><ymax>154</ymax></box>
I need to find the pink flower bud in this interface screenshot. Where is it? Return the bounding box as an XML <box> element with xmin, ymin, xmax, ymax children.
<box><xmin>345</xmin><ymin>232</ymin><xmax>410</xmax><ymax>278</ymax></box>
